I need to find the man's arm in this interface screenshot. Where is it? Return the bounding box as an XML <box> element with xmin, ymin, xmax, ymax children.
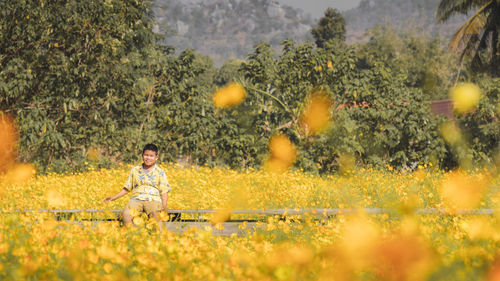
<box><xmin>103</xmin><ymin>188</ymin><xmax>129</xmax><ymax>202</ymax></box>
<box><xmin>161</xmin><ymin>192</ymin><xmax>168</xmax><ymax>210</ymax></box>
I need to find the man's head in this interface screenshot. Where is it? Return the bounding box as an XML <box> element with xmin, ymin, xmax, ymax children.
<box><xmin>142</xmin><ymin>143</ymin><xmax>159</xmax><ymax>155</ymax></box>
<box><xmin>142</xmin><ymin>143</ymin><xmax>159</xmax><ymax>168</ymax></box>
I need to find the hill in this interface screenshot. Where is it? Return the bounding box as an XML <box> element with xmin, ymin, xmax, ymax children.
<box><xmin>153</xmin><ymin>0</ymin><xmax>467</xmax><ymax>62</ymax></box>
<box><xmin>153</xmin><ymin>0</ymin><xmax>314</xmax><ymax>64</ymax></box>
<box><xmin>343</xmin><ymin>0</ymin><xmax>468</xmax><ymax>43</ymax></box>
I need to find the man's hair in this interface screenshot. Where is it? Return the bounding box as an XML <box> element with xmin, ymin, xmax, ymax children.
<box><xmin>142</xmin><ymin>143</ymin><xmax>159</xmax><ymax>155</ymax></box>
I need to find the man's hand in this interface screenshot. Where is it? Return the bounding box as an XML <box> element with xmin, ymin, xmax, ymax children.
<box><xmin>103</xmin><ymin>188</ymin><xmax>129</xmax><ymax>203</ymax></box>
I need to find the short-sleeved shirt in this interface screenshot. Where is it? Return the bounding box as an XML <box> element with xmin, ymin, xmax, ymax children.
<box><xmin>124</xmin><ymin>165</ymin><xmax>171</xmax><ymax>202</ymax></box>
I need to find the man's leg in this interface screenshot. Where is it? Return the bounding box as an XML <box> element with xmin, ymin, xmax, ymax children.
<box><xmin>123</xmin><ymin>208</ymin><xmax>133</xmax><ymax>226</ymax></box>
<box><xmin>124</xmin><ymin>200</ymin><xmax>143</xmax><ymax>226</ymax></box>
<box><xmin>145</xmin><ymin>201</ymin><xmax>163</xmax><ymax>230</ymax></box>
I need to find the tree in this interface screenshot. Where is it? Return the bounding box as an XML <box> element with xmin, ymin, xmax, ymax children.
<box><xmin>356</xmin><ymin>24</ymin><xmax>459</xmax><ymax>100</ymax></box>
<box><xmin>436</xmin><ymin>0</ymin><xmax>500</xmax><ymax>76</ymax></box>
<box><xmin>239</xmin><ymin>39</ymin><xmax>445</xmax><ymax>172</ymax></box>
<box><xmin>0</xmin><ymin>0</ymin><xmax>161</xmax><ymax>171</ymax></box>
<box><xmin>311</xmin><ymin>8</ymin><xmax>346</xmax><ymax>48</ymax></box>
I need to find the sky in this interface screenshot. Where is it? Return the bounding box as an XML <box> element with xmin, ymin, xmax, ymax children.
<box><xmin>275</xmin><ymin>0</ymin><xmax>362</xmax><ymax>18</ymax></box>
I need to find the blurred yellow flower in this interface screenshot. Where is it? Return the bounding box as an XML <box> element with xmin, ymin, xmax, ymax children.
<box><xmin>439</xmin><ymin>121</ymin><xmax>462</xmax><ymax>145</ymax></box>
<box><xmin>267</xmin><ymin>244</ymin><xmax>313</xmax><ymax>268</ymax></box>
<box><xmin>45</xmin><ymin>188</ymin><xmax>66</xmax><ymax>208</ymax></box>
<box><xmin>212</xmin><ymin>82</ymin><xmax>246</xmax><ymax>108</ymax></box>
<box><xmin>460</xmin><ymin>217</ymin><xmax>498</xmax><ymax>240</ymax></box>
<box><xmin>300</xmin><ymin>91</ymin><xmax>332</xmax><ymax>135</ymax></box>
<box><xmin>340</xmin><ymin>215</ymin><xmax>380</xmax><ymax>269</ymax></box>
<box><xmin>450</xmin><ymin>83</ymin><xmax>481</xmax><ymax>114</ymax></box>
<box><xmin>0</xmin><ymin>112</ymin><xmax>18</xmax><ymax>173</ymax></box>
<box><xmin>103</xmin><ymin>263</ymin><xmax>113</xmax><ymax>274</ymax></box>
<box><xmin>133</xmin><ymin>216</ymin><xmax>145</xmax><ymax>226</ymax></box>
<box><xmin>264</xmin><ymin>134</ymin><xmax>297</xmax><ymax>173</ymax></box>
<box><xmin>338</xmin><ymin>153</ymin><xmax>355</xmax><ymax>174</ymax></box>
<box><xmin>211</xmin><ymin>208</ymin><xmax>231</xmax><ymax>224</ymax></box>
<box><xmin>129</xmin><ymin>208</ymin><xmax>139</xmax><ymax>217</ymax></box>
<box><xmin>487</xmin><ymin>257</ymin><xmax>500</xmax><ymax>281</ymax></box>
<box><xmin>327</xmin><ymin>61</ymin><xmax>333</xmax><ymax>69</ymax></box>
<box><xmin>97</xmin><ymin>245</ymin><xmax>119</xmax><ymax>261</ymax></box>
<box><xmin>1</xmin><ymin>163</ymin><xmax>36</xmax><ymax>186</ymax></box>
<box><xmin>440</xmin><ymin>171</ymin><xmax>487</xmax><ymax>210</ymax></box>
<box><xmin>374</xmin><ymin>234</ymin><xmax>435</xmax><ymax>281</ymax></box>
<box><xmin>87</xmin><ymin>147</ymin><xmax>99</xmax><ymax>161</ymax></box>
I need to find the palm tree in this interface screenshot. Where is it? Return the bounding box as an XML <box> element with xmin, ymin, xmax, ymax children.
<box><xmin>436</xmin><ymin>0</ymin><xmax>500</xmax><ymax>77</ymax></box>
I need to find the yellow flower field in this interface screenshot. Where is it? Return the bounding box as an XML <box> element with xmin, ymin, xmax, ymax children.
<box><xmin>1</xmin><ymin>165</ymin><xmax>500</xmax><ymax>280</ymax></box>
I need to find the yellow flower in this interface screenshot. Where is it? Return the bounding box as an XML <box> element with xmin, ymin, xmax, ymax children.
<box><xmin>212</xmin><ymin>82</ymin><xmax>246</xmax><ymax>108</ymax></box>
<box><xmin>439</xmin><ymin>121</ymin><xmax>461</xmax><ymax>145</ymax></box>
<box><xmin>340</xmin><ymin>215</ymin><xmax>380</xmax><ymax>269</ymax></box>
<box><xmin>97</xmin><ymin>245</ymin><xmax>119</xmax><ymax>260</ymax></box>
<box><xmin>87</xmin><ymin>147</ymin><xmax>99</xmax><ymax>160</ymax></box>
<box><xmin>338</xmin><ymin>153</ymin><xmax>355</xmax><ymax>174</ymax></box>
<box><xmin>460</xmin><ymin>217</ymin><xmax>496</xmax><ymax>240</ymax></box>
<box><xmin>327</xmin><ymin>61</ymin><xmax>333</xmax><ymax>69</ymax></box>
<box><xmin>450</xmin><ymin>83</ymin><xmax>481</xmax><ymax>114</ymax></box>
<box><xmin>133</xmin><ymin>216</ymin><xmax>145</xmax><ymax>226</ymax></box>
<box><xmin>87</xmin><ymin>252</ymin><xmax>99</xmax><ymax>264</ymax></box>
<box><xmin>103</xmin><ymin>263</ymin><xmax>113</xmax><ymax>273</ymax></box>
<box><xmin>269</xmin><ymin>134</ymin><xmax>296</xmax><ymax>164</ymax></box>
<box><xmin>0</xmin><ymin>113</ymin><xmax>18</xmax><ymax>173</ymax></box>
<box><xmin>0</xmin><ymin>243</ymin><xmax>8</xmax><ymax>254</ymax></box>
<box><xmin>264</xmin><ymin>134</ymin><xmax>297</xmax><ymax>173</ymax></box>
<box><xmin>45</xmin><ymin>188</ymin><xmax>66</xmax><ymax>208</ymax></box>
<box><xmin>211</xmin><ymin>208</ymin><xmax>231</xmax><ymax>224</ymax></box>
<box><xmin>440</xmin><ymin>170</ymin><xmax>487</xmax><ymax>210</ymax></box>
<box><xmin>1</xmin><ymin>163</ymin><xmax>36</xmax><ymax>186</ymax></box>
<box><xmin>300</xmin><ymin>91</ymin><xmax>332</xmax><ymax>135</ymax></box>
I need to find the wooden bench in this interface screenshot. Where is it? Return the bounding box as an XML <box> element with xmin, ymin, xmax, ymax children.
<box><xmin>9</xmin><ymin>207</ymin><xmax>494</xmax><ymax>221</ymax></box>
<box><xmin>5</xmin><ymin>208</ymin><xmax>494</xmax><ymax>236</ymax></box>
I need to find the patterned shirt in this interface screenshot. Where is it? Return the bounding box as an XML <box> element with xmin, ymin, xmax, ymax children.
<box><xmin>124</xmin><ymin>165</ymin><xmax>171</xmax><ymax>202</ymax></box>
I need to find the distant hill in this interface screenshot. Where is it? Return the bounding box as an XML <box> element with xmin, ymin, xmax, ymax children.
<box><xmin>153</xmin><ymin>0</ymin><xmax>314</xmax><ymax>64</ymax></box>
<box><xmin>153</xmin><ymin>0</ymin><xmax>468</xmax><ymax>63</ymax></box>
<box><xmin>343</xmin><ymin>0</ymin><xmax>468</xmax><ymax>43</ymax></box>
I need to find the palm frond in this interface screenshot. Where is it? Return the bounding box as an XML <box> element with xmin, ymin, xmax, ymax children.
<box><xmin>448</xmin><ymin>1</ymin><xmax>493</xmax><ymax>51</ymax></box>
<box><xmin>449</xmin><ymin>13</ymin><xmax>486</xmax><ymax>50</ymax></box>
<box><xmin>436</xmin><ymin>0</ymin><xmax>490</xmax><ymax>22</ymax></box>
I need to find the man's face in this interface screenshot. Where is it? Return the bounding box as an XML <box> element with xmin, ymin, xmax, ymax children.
<box><xmin>142</xmin><ymin>150</ymin><xmax>158</xmax><ymax>167</ymax></box>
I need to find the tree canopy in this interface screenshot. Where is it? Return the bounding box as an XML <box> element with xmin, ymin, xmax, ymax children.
<box><xmin>311</xmin><ymin>8</ymin><xmax>346</xmax><ymax>48</ymax></box>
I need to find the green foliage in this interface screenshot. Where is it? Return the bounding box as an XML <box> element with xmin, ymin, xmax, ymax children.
<box><xmin>356</xmin><ymin>24</ymin><xmax>459</xmax><ymax>100</ymax></box>
<box><xmin>239</xmin><ymin>39</ymin><xmax>446</xmax><ymax>172</ymax></box>
<box><xmin>436</xmin><ymin>0</ymin><xmax>500</xmax><ymax>77</ymax></box>
<box><xmin>1</xmin><ymin>0</ymin><xmax>497</xmax><ymax>174</ymax></box>
<box><xmin>456</xmin><ymin>78</ymin><xmax>500</xmax><ymax>164</ymax></box>
<box><xmin>311</xmin><ymin>8</ymin><xmax>346</xmax><ymax>48</ymax></box>
<box><xmin>0</xmin><ymin>0</ymin><xmax>160</xmax><ymax>172</ymax></box>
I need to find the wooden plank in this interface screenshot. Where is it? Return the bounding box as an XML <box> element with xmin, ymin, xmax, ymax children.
<box><xmin>5</xmin><ymin>208</ymin><xmax>495</xmax><ymax>216</ymax></box>
<box><xmin>65</xmin><ymin>221</ymin><xmax>260</xmax><ymax>236</ymax></box>
<box><xmin>161</xmin><ymin>222</ymin><xmax>260</xmax><ymax>236</ymax></box>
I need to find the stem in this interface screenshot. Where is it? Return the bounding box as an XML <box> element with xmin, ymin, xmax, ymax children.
<box><xmin>245</xmin><ymin>85</ymin><xmax>294</xmax><ymax>118</ymax></box>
